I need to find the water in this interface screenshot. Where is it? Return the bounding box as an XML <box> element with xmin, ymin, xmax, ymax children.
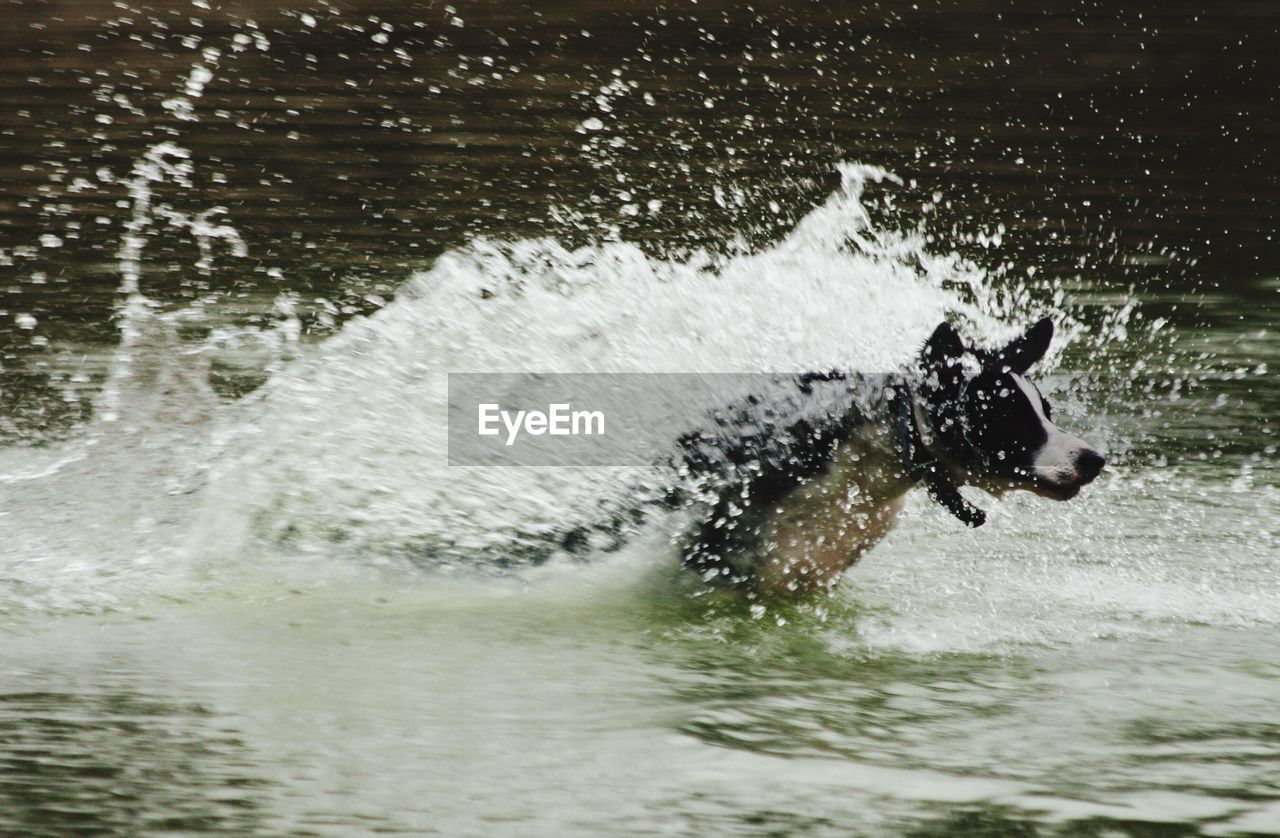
<box><xmin>1</xmin><ymin>2</ymin><xmax>1277</xmax><ymax>834</ymax></box>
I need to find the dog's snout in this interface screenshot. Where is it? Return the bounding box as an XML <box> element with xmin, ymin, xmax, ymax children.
<box><xmin>1075</xmin><ymin>449</ymin><xmax>1105</xmax><ymax>484</ymax></box>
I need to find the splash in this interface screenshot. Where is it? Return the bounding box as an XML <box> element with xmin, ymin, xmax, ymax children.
<box><xmin>191</xmin><ymin>164</ymin><xmax>1016</xmax><ymax>575</ymax></box>
<box><xmin>103</xmin><ymin>141</ymin><xmax>248</xmax><ymax>426</ymax></box>
<box><xmin>0</xmin><ymin>44</ymin><xmax>254</xmax><ymax>613</ymax></box>
<box><xmin>14</xmin><ymin>69</ymin><xmax>1248</xmax><ymax>649</ymax></box>
<box><xmin>2</xmin><ymin>144</ymin><xmax>1274</xmax><ymax>655</ymax></box>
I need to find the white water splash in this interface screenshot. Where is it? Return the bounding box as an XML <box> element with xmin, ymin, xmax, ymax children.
<box><xmin>1</xmin><ymin>151</ymin><xmax>1275</xmax><ymax>655</ymax></box>
<box><xmin>190</xmin><ymin>165</ymin><xmax>1012</xmax><ymax>574</ymax></box>
<box><xmin>102</xmin><ymin>141</ymin><xmax>247</xmax><ymax>426</ymax></box>
<box><xmin>0</xmin><ymin>43</ymin><xmax>255</xmax><ymax>613</ymax></box>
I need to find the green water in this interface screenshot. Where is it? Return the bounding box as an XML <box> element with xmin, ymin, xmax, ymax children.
<box><xmin>1</xmin><ymin>2</ymin><xmax>1277</xmax><ymax>834</ymax></box>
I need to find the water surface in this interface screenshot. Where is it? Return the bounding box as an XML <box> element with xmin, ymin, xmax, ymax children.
<box><xmin>1</xmin><ymin>2</ymin><xmax>1277</xmax><ymax>834</ymax></box>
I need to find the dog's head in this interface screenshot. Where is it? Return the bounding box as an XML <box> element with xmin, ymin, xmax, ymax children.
<box><xmin>918</xmin><ymin>317</ymin><xmax>1104</xmax><ymax>501</ymax></box>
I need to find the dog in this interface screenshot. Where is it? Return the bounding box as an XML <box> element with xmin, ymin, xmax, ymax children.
<box><xmin>676</xmin><ymin>317</ymin><xmax>1105</xmax><ymax>596</ymax></box>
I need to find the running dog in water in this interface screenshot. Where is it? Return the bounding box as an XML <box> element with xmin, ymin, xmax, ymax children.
<box><xmin>676</xmin><ymin>318</ymin><xmax>1105</xmax><ymax>596</ymax></box>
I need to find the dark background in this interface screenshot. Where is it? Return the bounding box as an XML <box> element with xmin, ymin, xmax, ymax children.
<box><xmin>1</xmin><ymin>0</ymin><xmax>1276</xmax><ymax>440</ymax></box>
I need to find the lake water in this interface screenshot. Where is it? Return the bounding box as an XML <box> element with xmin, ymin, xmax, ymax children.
<box><xmin>1</xmin><ymin>1</ymin><xmax>1276</xmax><ymax>834</ymax></box>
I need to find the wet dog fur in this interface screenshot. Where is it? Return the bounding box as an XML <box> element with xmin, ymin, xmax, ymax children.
<box><xmin>676</xmin><ymin>318</ymin><xmax>1105</xmax><ymax>596</ymax></box>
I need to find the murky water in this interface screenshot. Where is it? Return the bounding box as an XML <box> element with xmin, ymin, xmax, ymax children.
<box><xmin>1</xmin><ymin>2</ymin><xmax>1277</xmax><ymax>834</ymax></box>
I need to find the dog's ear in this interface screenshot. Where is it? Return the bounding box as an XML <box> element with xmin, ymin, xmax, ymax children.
<box><xmin>994</xmin><ymin>317</ymin><xmax>1053</xmax><ymax>374</ymax></box>
<box><xmin>920</xmin><ymin>321</ymin><xmax>966</xmax><ymax>394</ymax></box>
<box><xmin>921</xmin><ymin>321</ymin><xmax>964</xmax><ymax>366</ymax></box>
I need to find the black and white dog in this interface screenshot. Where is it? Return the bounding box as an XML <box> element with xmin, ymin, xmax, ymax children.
<box><xmin>674</xmin><ymin>317</ymin><xmax>1105</xmax><ymax>595</ymax></box>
